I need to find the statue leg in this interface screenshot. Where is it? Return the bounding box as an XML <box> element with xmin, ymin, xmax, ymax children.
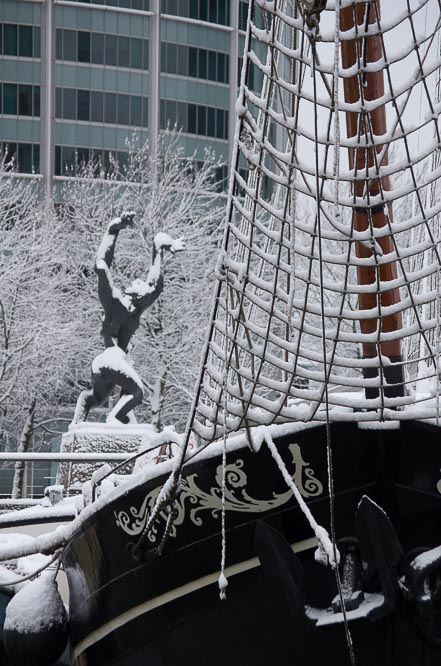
<box><xmin>105</xmin><ymin>374</ymin><xmax>143</xmax><ymax>424</ymax></box>
<box><xmin>72</xmin><ymin>376</ymin><xmax>115</xmax><ymax>424</ymax></box>
<box><xmin>84</xmin><ymin>347</ymin><xmax>143</xmax><ymax>424</ymax></box>
<box><xmin>72</xmin><ymin>390</ymin><xmax>93</xmax><ymax>424</ymax></box>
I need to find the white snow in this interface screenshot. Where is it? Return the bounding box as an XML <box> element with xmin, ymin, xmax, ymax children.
<box><xmin>154</xmin><ymin>233</ymin><xmax>185</xmax><ymax>254</ymax></box>
<box><xmin>92</xmin><ymin>346</ymin><xmax>143</xmax><ymax>388</ymax></box>
<box><xmin>410</xmin><ymin>545</ymin><xmax>441</xmax><ymax>572</ymax></box>
<box><xmin>0</xmin><ymin>533</ymin><xmax>54</xmax><ymax>592</ymax></box>
<box><xmin>4</xmin><ymin>574</ymin><xmax>67</xmax><ymax>634</ymax></box>
<box><xmin>134</xmin><ymin>426</ymin><xmax>181</xmax><ymax>472</ymax></box>
<box><xmin>0</xmin><ymin>533</ymin><xmax>35</xmax><ymax>553</ymax></box>
<box><xmin>0</xmin><ymin>497</ymin><xmax>77</xmax><ymax>525</ymax></box>
<box><xmin>306</xmin><ymin>593</ymin><xmax>385</xmax><ymax>626</ymax></box>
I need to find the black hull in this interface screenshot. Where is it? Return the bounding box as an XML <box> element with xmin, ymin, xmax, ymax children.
<box><xmin>63</xmin><ymin>420</ymin><xmax>441</xmax><ymax>665</ymax></box>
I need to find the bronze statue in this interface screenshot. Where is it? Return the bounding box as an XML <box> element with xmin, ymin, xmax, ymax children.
<box><xmin>73</xmin><ymin>212</ymin><xmax>184</xmax><ymax>424</ymax></box>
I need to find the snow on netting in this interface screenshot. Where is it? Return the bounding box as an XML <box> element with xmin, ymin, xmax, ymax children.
<box><xmin>189</xmin><ymin>0</ymin><xmax>441</xmax><ymax>445</ymax></box>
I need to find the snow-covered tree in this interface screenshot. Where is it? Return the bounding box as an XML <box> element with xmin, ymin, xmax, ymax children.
<box><xmin>0</xmin><ymin>132</ymin><xmax>225</xmax><ymax>470</ymax></box>
<box><xmin>0</xmin><ymin>165</ymin><xmax>78</xmax><ymax>454</ymax></box>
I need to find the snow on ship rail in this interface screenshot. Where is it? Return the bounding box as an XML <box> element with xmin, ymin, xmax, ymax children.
<box><xmin>185</xmin><ymin>0</ymin><xmax>441</xmax><ymax>446</ymax></box>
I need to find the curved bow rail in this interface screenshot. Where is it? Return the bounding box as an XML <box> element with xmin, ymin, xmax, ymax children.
<box><xmin>187</xmin><ymin>0</ymin><xmax>441</xmax><ymax>446</ymax></box>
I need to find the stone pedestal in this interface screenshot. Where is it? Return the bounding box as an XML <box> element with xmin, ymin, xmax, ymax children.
<box><xmin>58</xmin><ymin>423</ymin><xmax>156</xmax><ymax>489</ymax></box>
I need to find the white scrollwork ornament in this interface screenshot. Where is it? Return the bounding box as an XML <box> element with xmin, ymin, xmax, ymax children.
<box><xmin>289</xmin><ymin>443</ymin><xmax>323</xmax><ymax>497</ymax></box>
<box><xmin>114</xmin><ymin>442</ymin><xmax>323</xmax><ymax>540</ymax></box>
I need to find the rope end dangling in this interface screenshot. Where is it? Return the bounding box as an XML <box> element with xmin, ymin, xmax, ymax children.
<box><xmin>218</xmin><ymin>572</ymin><xmax>228</xmax><ymax>601</ymax></box>
<box><xmin>314</xmin><ymin>527</ymin><xmax>340</xmax><ymax>569</ymax></box>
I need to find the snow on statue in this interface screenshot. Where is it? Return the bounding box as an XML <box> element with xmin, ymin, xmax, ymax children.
<box><xmin>73</xmin><ymin>211</ymin><xmax>184</xmax><ymax>424</ymax></box>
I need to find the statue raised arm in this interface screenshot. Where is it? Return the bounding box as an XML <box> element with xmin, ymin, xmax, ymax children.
<box><xmin>73</xmin><ymin>212</ymin><xmax>185</xmax><ymax>425</ymax></box>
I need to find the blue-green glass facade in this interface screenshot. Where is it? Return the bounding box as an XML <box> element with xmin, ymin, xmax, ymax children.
<box><xmin>0</xmin><ymin>0</ymin><xmax>258</xmax><ymax>195</ymax></box>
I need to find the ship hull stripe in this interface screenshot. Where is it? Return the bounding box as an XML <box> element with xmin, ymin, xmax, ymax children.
<box><xmin>70</xmin><ymin>536</ymin><xmax>317</xmax><ymax>661</ymax></box>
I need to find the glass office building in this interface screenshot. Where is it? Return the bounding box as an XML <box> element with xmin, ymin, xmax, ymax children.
<box><xmin>0</xmin><ymin>0</ymin><xmax>258</xmax><ymax>195</ymax></box>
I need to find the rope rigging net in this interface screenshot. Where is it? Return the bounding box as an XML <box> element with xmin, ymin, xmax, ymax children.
<box><xmin>186</xmin><ymin>0</ymin><xmax>441</xmax><ymax>447</ymax></box>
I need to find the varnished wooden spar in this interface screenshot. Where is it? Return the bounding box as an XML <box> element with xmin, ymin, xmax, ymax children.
<box><xmin>340</xmin><ymin>0</ymin><xmax>404</xmax><ymax>396</ymax></box>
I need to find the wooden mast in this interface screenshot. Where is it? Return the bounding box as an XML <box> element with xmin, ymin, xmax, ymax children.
<box><xmin>339</xmin><ymin>0</ymin><xmax>404</xmax><ymax>398</ymax></box>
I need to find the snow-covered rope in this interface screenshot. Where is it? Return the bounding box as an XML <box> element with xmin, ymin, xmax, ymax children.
<box><xmin>133</xmin><ymin>455</ymin><xmax>182</xmax><ymax>551</ymax></box>
<box><xmin>218</xmin><ymin>268</ymin><xmax>230</xmax><ymax>601</ymax></box>
<box><xmin>218</xmin><ymin>432</ymin><xmax>228</xmax><ymax>601</ymax></box>
<box><xmin>0</xmin><ymin>549</ymin><xmax>62</xmax><ymax>588</ymax></box>
<box><xmin>258</xmin><ymin>427</ymin><xmax>338</xmax><ymax>568</ymax></box>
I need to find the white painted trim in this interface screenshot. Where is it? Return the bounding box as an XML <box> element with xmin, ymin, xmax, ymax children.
<box><xmin>0</xmin><ymin>452</ymin><xmax>130</xmax><ymax>461</ymax></box>
<box><xmin>160</xmin><ymin>14</ymin><xmax>232</xmax><ymax>32</ymax></box>
<box><xmin>71</xmin><ymin>536</ymin><xmax>317</xmax><ymax>661</ymax></box>
<box><xmin>55</xmin><ymin>1</ymin><xmax>153</xmax><ymax>17</ymax></box>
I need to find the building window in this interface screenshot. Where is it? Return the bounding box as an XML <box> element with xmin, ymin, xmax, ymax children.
<box><xmin>91</xmin><ymin>33</ymin><xmax>104</xmax><ymax>64</ymax></box>
<box><xmin>54</xmin><ymin>145</ymin><xmax>131</xmax><ymax>178</ymax></box>
<box><xmin>0</xmin><ymin>23</ymin><xmax>40</xmax><ymax>58</ymax></box>
<box><xmin>63</xmin><ymin>0</ymin><xmax>149</xmax><ymax>8</ymax></box>
<box><xmin>239</xmin><ymin>1</ymin><xmax>265</xmax><ymax>31</ymax></box>
<box><xmin>160</xmin><ymin>99</ymin><xmax>228</xmax><ymax>139</ymax></box>
<box><xmin>199</xmin><ymin>49</ymin><xmax>207</xmax><ymax>79</ymax></box>
<box><xmin>161</xmin><ymin>43</ymin><xmax>229</xmax><ymax>84</ymax></box>
<box><xmin>188</xmin><ymin>47</ymin><xmax>197</xmax><ymax>77</ymax></box>
<box><xmin>3</xmin><ymin>25</ymin><xmax>17</xmax><ymax>56</ymax></box>
<box><xmin>238</xmin><ymin>57</ymin><xmax>263</xmax><ymax>92</ymax></box>
<box><xmin>33</xmin><ymin>28</ymin><xmax>41</xmax><ymax>58</ymax></box>
<box><xmin>105</xmin><ymin>35</ymin><xmax>118</xmax><ymax>67</ymax></box>
<box><xmin>3</xmin><ymin>84</ymin><xmax>16</xmax><ymax>114</ymax></box>
<box><xmin>77</xmin><ymin>90</ymin><xmax>90</xmax><ymax>121</ymax></box>
<box><xmin>118</xmin><ymin>36</ymin><xmax>130</xmax><ymax>68</ymax></box>
<box><xmin>1</xmin><ymin>142</ymin><xmax>40</xmax><ymax>173</ymax></box>
<box><xmin>130</xmin><ymin>38</ymin><xmax>142</xmax><ymax>69</ymax></box>
<box><xmin>208</xmin><ymin>51</ymin><xmax>216</xmax><ymax>81</ymax></box>
<box><xmin>18</xmin><ymin>26</ymin><xmax>32</xmax><ymax>57</ymax></box>
<box><xmin>56</xmin><ymin>28</ymin><xmax>148</xmax><ymax>70</ymax></box>
<box><xmin>197</xmin><ymin>105</ymin><xmax>206</xmax><ymax>135</ymax></box>
<box><xmin>0</xmin><ymin>84</ymin><xmax>40</xmax><ymax>117</ymax></box>
<box><xmin>34</xmin><ymin>86</ymin><xmax>40</xmax><ymax>116</ymax></box>
<box><xmin>63</xmin><ymin>89</ymin><xmax>76</xmax><ymax>120</ymax></box>
<box><xmin>117</xmin><ymin>94</ymin><xmax>130</xmax><ymax>125</ymax></box>
<box><xmin>91</xmin><ymin>91</ymin><xmax>104</xmax><ymax>122</ymax></box>
<box><xmin>130</xmin><ymin>95</ymin><xmax>142</xmax><ymax>126</ymax></box>
<box><xmin>18</xmin><ymin>85</ymin><xmax>32</xmax><ymax>116</ymax></box>
<box><xmin>56</xmin><ymin>87</ymin><xmax>148</xmax><ymax>128</ymax></box>
<box><xmin>78</xmin><ymin>31</ymin><xmax>90</xmax><ymax>63</ymax></box>
<box><xmin>104</xmin><ymin>92</ymin><xmax>117</xmax><ymax>123</ymax></box>
<box><xmin>64</xmin><ymin>29</ymin><xmax>77</xmax><ymax>61</ymax></box>
<box><xmin>17</xmin><ymin>143</ymin><xmax>32</xmax><ymax>173</ymax></box>
<box><xmin>162</xmin><ymin>0</ymin><xmax>229</xmax><ymax>25</ymax></box>
<box><xmin>217</xmin><ymin>53</ymin><xmax>225</xmax><ymax>82</ymax></box>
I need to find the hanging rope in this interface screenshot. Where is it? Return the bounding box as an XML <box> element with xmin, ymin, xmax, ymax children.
<box><xmin>218</xmin><ymin>269</ymin><xmax>231</xmax><ymax>600</ymax></box>
<box><xmin>311</xmin><ymin>10</ymin><xmax>356</xmax><ymax>662</ymax></box>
